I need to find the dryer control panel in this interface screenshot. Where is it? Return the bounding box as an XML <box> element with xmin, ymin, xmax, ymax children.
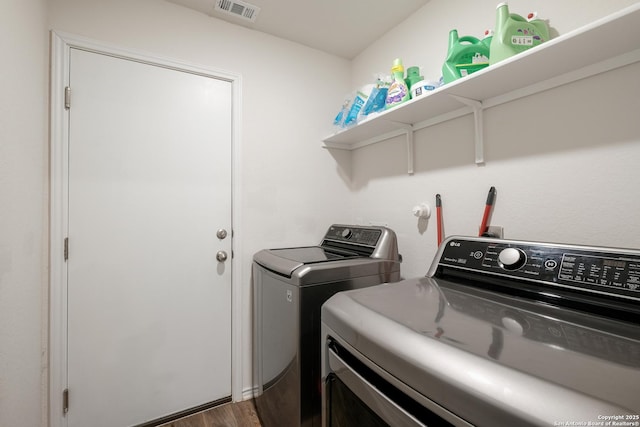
<box><xmin>433</xmin><ymin>237</ymin><xmax>640</xmax><ymax>301</ymax></box>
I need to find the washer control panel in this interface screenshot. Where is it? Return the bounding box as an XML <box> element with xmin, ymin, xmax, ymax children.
<box><xmin>436</xmin><ymin>237</ymin><xmax>640</xmax><ymax>301</ymax></box>
<box><xmin>324</xmin><ymin>225</ymin><xmax>382</xmax><ymax>247</ymax></box>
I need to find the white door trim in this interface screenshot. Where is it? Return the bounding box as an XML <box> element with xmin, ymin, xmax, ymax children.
<box><xmin>48</xmin><ymin>30</ymin><xmax>244</xmax><ymax>427</ymax></box>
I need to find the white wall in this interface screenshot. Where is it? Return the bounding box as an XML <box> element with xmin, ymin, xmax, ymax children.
<box><xmin>348</xmin><ymin>0</ymin><xmax>640</xmax><ymax>279</ymax></box>
<box><xmin>47</xmin><ymin>0</ymin><xmax>352</xmax><ymax>404</ymax></box>
<box><xmin>0</xmin><ymin>0</ymin><xmax>49</xmax><ymax>426</ymax></box>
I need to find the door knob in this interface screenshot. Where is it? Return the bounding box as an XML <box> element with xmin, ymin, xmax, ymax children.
<box><xmin>216</xmin><ymin>251</ymin><xmax>228</xmax><ymax>262</ymax></box>
<box><xmin>216</xmin><ymin>229</ymin><xmax>228</xmax><ymax>240</ymax></box>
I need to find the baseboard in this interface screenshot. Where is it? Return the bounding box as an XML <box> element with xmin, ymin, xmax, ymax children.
<box><xmin>242</xmin><ymin>385</ymin><xmax>259</xmax><ymax>400</ymax></box>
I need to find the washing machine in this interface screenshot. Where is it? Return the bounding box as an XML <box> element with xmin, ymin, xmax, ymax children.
<box><xmin>322</xmin><ymin>236</ymin><xmax>640</xmax><ymax>426</ymax></box>
<box><xmin>252</xmin><ymin>224</ymin><xmax>401</xmax><ymax>427</ymax></box>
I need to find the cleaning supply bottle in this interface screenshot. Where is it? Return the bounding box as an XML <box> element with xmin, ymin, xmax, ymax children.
<box><xmin>489</xmin><ymin>2</ymin><xmax>550</xmax><ymax>65</ymax></box>
<box><xmin>405</xmin><ymin>66</ymin><xmax>423</xmax><ymax>94</ymax></box>
<box><xmin>441</xmin><ymin>29</ymin><xmax>491</xmax><ymax>84</ymax></box>
<box><xmin>385</xmin><ymin>58</ymin><xmax>410</xmax><ymax>109</ymax></box>
<box><xmin>361</xmin><ymin>75</ymin><xmax>390</xmax><ymax>118</ymax></box>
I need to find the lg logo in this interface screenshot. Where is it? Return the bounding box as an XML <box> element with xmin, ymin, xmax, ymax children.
<box><xmin>449</xmin><ymin>241</ymin><xmax>461</xmax><ymax>247</ymax></box>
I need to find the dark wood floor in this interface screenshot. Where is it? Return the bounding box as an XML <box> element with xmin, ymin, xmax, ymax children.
<box><xmin>158</xmin><ymin>400</ymin><xmax>261</xmax><ymax>427</ymax></box>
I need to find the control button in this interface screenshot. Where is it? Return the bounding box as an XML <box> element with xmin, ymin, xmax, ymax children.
<box><xmin>498</xmin><ymin>248</ymin><xmax>527</xmax><ymax>271</ymax></box>
<box><xmin>341</xmin><ymin>228</ymin><xmax>352</xmax><ymax>239</ymax></box>
<box><xmin>473</xmin><ymin>251</ymin><xmax>483</xmax><ymax>260</ymax></box>
<box><xmin>544</xmin><ymin>259</ymin><xmax>558</xmax><ymax>270</ymax></box>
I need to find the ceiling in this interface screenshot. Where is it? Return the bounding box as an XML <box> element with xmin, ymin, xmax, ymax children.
<box><xmin>166</xmin><ymin>0</ymin><xmax>430</xmax><ymax>59</ymax></box>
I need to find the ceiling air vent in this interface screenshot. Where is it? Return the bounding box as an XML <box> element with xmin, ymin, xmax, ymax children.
<box><xmin>215</xmin><ymin>0</ymin><xmax>260</xmax><ymax>23</ymax></box>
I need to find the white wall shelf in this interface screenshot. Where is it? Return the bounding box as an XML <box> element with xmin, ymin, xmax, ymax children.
<box><xmin>322</xmin><ymin>3</ymin><xmax>640</xmax><ymax>174</ymax></box>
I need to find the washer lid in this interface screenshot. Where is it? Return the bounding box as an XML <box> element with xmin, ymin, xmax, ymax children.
<box><xmin>271</xmin><ymin>246</ymin><xmax>360</xmax><ymax>263</ymax></box>
<box><xmin>254</xmin><ymin>246</ymin><xmax>360</xmax><ymax>277</ymax></box>
<box><xmin>322</xmin><ymin>277</ymin><xmax>640</xmax><ymax>426</ymax></box>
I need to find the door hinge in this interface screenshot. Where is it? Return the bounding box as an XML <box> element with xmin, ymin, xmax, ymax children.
<box><xmin>63</xmin><ymin>388</ymin><xmax>69</xmax><ymax>414</ymax></box>
<box><xmin>64</xmin><ymin>86</ymin><xmax>71</xmax><ymax>110</ymax></box>
<box><xmin>64</xmin><ymin>237</ymin><xmax>69</xmax><ymax>261</ymax></box>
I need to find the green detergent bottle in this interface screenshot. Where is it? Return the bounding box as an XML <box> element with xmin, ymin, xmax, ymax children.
<box><xmin>442</xmin><ymin>29</ymin><xmax>491</xmax><ymax>84</ymax></box>
<box><xmin>385</xmin><ymin>58</ymin><xmax>410</xmax><ymax>109</ymax></box>
<box><xmin>489</xmin><ymin>2</ymin><xmax>550</xmax><ymax>65</ymax></box>
<box><xmin>405</xmin><ymin>66</ymin><xmax>423</xmax><ymax>93</ymax></box>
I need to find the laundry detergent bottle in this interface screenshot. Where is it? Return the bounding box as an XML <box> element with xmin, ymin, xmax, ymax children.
<box><xmin>385</xmin><ymin>58</ymin><xmax>410</xmax><ymax>109</ymax></box>
<box><xmin>405</xmin><ymin>66</ymin><xmax>423</xmax><ymax>92</ymax></box>
<box><xmin>489</xmin><ymin>2</ymin><xmax>550</xmax><ymax>65</ymax></box>
<box><xmin>441</xmin><ymin>29</ymin><xmax>490</xmax><ymax>84</ymax></box>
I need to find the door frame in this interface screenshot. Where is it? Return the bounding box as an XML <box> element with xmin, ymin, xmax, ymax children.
<box><xmin>48</xmin><ymin>30</ymin><xmax>243</xmax><ymax>427</ymax></box>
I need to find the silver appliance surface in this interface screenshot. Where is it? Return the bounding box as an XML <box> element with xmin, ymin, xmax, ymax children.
<box><xmin>321</xmin><ymin>236</ymin><xmax>640</xmax><ymax>427</ymax></box>
<box><xmin>253</xmin><ymin>224</ymin><xmax>400</xmax><ymax>282</ymax></box>
<box><xmin>253</xmin><ymin>224</ymin><xmax>401</xmax><ymax>427</ymax></box>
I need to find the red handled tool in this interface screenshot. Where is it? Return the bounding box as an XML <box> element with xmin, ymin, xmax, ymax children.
<box><xmin>479</xmin><ymin>186</ymin><xmax>496</xmax><ymax>236</ymax></box>
<box><xmin>436</xmin><ymin>194</ymin><xmax>443</xmax><ymax>246</ymax></box>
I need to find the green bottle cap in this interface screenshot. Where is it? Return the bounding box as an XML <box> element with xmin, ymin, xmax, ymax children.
<box><xmin>406</xmin><ymin>66</ymin><xmax>420</xmax><ymax>77</ymax></box>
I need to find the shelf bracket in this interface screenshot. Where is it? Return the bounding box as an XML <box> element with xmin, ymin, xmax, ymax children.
<box><xmin>405</xmin><ymin>124</ymin><xmax>414</xmax><ymax>175</ymax></box>
<box><xmin>449</xmin><ymin>95</ymin><xmax>484</xmax><ymax>165</ymax></box>
<box><xmin>387</xmin><ymin>122</ymin><xmax>414</xmax><ymax>174</ymax></box>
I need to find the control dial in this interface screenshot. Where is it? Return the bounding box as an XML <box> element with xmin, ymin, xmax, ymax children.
<box><xmin>498</xmin><ymin>247</ymin><xmax>527</xmax><ymax>270</ymax></box>
<box><xmin>341</xmin><ymin>228</ymin><xmax>352</xmax><ymax>239</ymax></box>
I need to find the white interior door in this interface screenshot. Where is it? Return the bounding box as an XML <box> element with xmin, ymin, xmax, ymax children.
<box><xmin>66</xmin><ymin>48</ymin><xmax>232</xmax><ymax>427</ymax></box>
